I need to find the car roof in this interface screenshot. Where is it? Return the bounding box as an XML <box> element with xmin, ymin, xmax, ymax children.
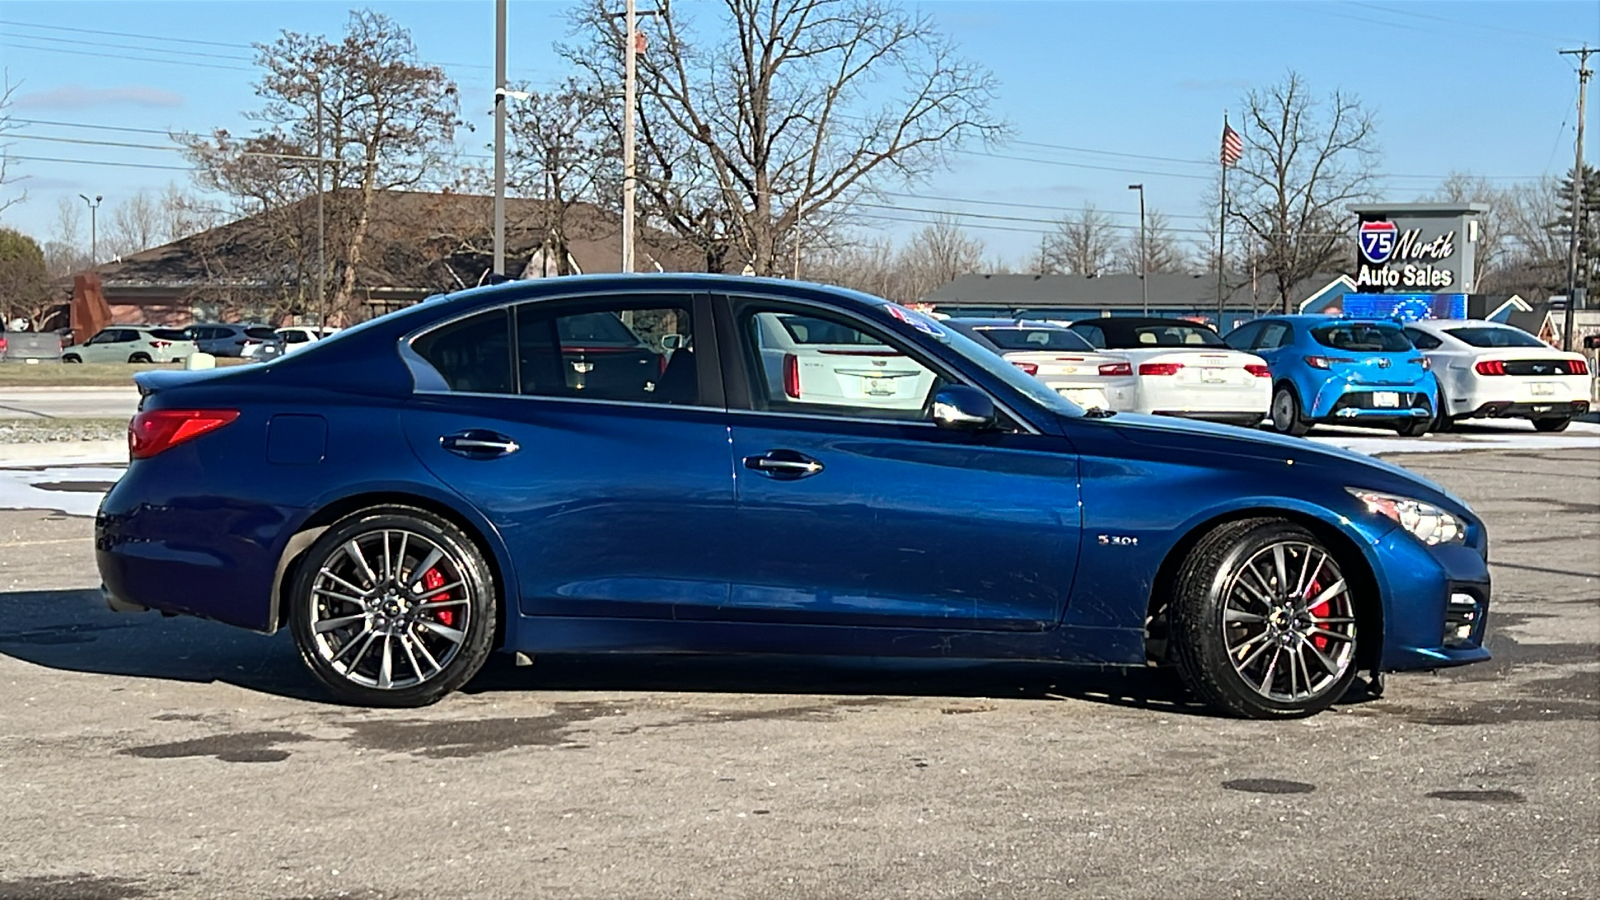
<box><xmin>944</xmin><ymin>317</ymin><xmax>1069</xmax><ymax>329</ymax></box>
<box><xmin>1253</xmin><ymin>314</ymin><xmax>1405</xmax><ymax>326</ymax></box>
<box><xmin>1404</xmin><ymin>318</ymin><xmax>1512</xmax><ymax>331</ymax></box>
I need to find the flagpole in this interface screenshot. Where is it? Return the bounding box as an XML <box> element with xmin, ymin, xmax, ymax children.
<box><xmin>1216</xmin><ymin>111</ymin><xmax>1228</xmax><ymax>319</ymax></box>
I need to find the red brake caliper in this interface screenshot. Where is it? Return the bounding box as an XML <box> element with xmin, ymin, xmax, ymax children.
<box><xmin>1306</xmin><ymin>578</ymin><xmax>1329</xmax><ymax>651</ymax></box>
<box><xmin>422</xmin><ymin>567</ymin><xmax>455</xmax><ymax>627</ymax></box>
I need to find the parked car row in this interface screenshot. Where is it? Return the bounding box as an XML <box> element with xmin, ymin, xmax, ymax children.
<box><xmin>14</xmin><ymin>323</ymin><xmax>343</xmax><ymax>365</ymax></box>
<box><xmin>939</xmin><ymin>312</ymin><xmax>1593</xmax><ymax>436</ymax></box>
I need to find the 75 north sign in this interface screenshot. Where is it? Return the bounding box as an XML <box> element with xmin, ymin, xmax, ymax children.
<box><xmin>1356</xmin><ymin>220</ymin><xmax>1458</xmax><ymax>290</ymax></box>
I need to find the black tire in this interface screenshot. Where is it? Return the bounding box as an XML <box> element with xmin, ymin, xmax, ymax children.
<box><xmin>1170</xmin><ymin>519</ymin><xmax>1362</xmax><ymax>719</ymax></box>
<box><xmin>1432</xmin><ymin>386</ymin><xmax>1457</xmax><ymax>432</ymax></box>
<box><xmin>1269</xmin><ymin>384</ymin><xmax>1311</xmax><ymax>437</ymax></box>
<box><xmin>289</xmin><ymin>505</ymin><xmax>497</xmax><ymax>707</ymax></box>
<box><xmin>61</xmin><ymin>354</ymin><xmax>81</xmax><ymax>364</ymax></box>
<box><xmin>1395</xmin><ymin>417</ymin><xmax>1431</xmax><ymax>437</ymax></box>
<box><xmin>1532</xmin><ymin>416</ymin><xmax>1571</xmax><ymax>433</ymax></box>
<box><xmin>128</xmin><ymin>353</ymin><xmax>152</xmax><ymax>364</ymax></box>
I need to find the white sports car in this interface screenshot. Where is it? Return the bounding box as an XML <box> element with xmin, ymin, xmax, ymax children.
<box><xmin>276</xmin><ymin>326</ymin><xmax>342</xmax><ymax>353</ymax></box>
<box><xmin>1066</xmin><ymin>317</ymin><xmax>1272</xmax><ymax>426</ymax></box>
<box><xmin>1402</xmin><ymin>319</ymin><xmax>1593</xmax><ymax>432</ymax></box>
<box><xmin>942</xmin><ymin>318</ymin><xmax>1134</xmax><ymax>411</ymax></box>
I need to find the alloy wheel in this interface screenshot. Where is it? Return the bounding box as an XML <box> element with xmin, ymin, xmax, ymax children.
<box><xmin>305</xmin><ymin>528</ymin><xmax>474</xmax><ymax>691</ymax></box>
<box><xmin>1219</xmin><ymin>540</ymin><xmax>1356</xmax><ymax>703</ymax></box>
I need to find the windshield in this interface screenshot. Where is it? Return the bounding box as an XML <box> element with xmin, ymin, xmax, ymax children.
<box><xmin>1445</xmin><ymin>326</ymin><xmax>1546</xmax><ymax>348</ymax></box>
<box><xmin>1312</xmin><ymin>323</ymin><xmax>1412</xmax><ymax>352</ymax></box>
<box><xmin>977</xmin><ymin>327</ymin><xmax>1095</xmax><ymax>352</ymax></box>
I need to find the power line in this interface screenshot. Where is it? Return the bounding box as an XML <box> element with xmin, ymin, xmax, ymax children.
<box><xmin>1344</xmin><ymin>1</ymin><xmax>1594</xmax><ymax>45</ymax></box>
<box><xmin>0</xmin><ymin>29</ymin><xmax>255</xmax><ymax>62</ymax></box>
<box><xmin>0</xmin><ymin>17</ymin><xmax>256</xmax><ymax>50</ymax></box>
<box><xmin>0</xmin><ymin>39</ymin><xmax>253</xmax><ymax>72</ymax></box>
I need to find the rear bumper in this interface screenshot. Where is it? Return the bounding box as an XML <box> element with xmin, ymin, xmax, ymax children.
<box><xmin>1311</xmin><ymin>384</ymin><xmax>1434</xmax><ymax>422</ymax></box>
<box><xmin>1462</xmin><ymin>399</ymin><xmax>1590</xmax><ymax>420</ymax></box>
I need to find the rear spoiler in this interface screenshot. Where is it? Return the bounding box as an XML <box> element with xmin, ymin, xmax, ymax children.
<box><xmin>132</xmin><ymin>368</ymin><xmax>234</xmax><ymax>398</ymax></box>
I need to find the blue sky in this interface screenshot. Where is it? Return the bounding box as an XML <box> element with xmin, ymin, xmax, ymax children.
<box><xmin>1</xmin><ymin>0</ymin><xmax>1595</xmax><ymax>265</ymax></box>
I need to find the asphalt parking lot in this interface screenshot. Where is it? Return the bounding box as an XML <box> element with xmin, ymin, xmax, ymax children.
<box><xmin>1</xmin><ymin>442</ymin><xmax>1596</xmax><ymax>899</ymax></box>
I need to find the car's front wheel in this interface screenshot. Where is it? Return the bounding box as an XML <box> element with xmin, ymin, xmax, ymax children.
<box><xmin>289</xmin><ymin>506</ymin><xmax>497</xmax><ymax>707</ymax></box>
<box><xmin>61</xmin><ymin>354</ymin><xmax>81</xmax><ymax>364</ymax></box>
<box><xmin>1269</xmin><ymin>384</ymin><xmax>1310</xmax><ymax>437</ymax></box>
<box><xmin>1532</xmin><ymin>416</ymin><xmax>1571</xmax><ymax>433</ymax></box>
<box><xmin>1170</xmin><ymin>519</ymin><xmax>1361</xmax><ymax>719</ymax></box>
<box><xmin>128</xmin><ymin>352</ymin><xmax>152</xmax><ymax>364</ymax></box>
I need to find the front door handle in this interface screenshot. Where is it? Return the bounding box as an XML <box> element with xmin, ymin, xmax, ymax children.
<box><xmin>743</xmin><ymin>450</ymin><xmax>824</xmax><ymax>480</ymax></box>
<box><xmin>441</xmin><ymin>429</ymin><xmax>520</xmax><ymax>459</ymax></box>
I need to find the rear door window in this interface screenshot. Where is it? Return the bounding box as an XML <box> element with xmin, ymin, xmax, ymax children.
<box><xmin>1068</xmin><ymin>324</ymin><xmax>1106</xmax><ymax>349</ymax></box>
<box><xmin>517</xmin><ymin>301</ymin><xmax>696</xmax><ymax>405</ymax></box>
<box><xmin>1444</xmin><ymin>326</ymin><xmax>1545</xmax><ymax>348</ymax></box>
<box><xmin>245</xmin><ymin>327</ymin><xmax>280</xmax><ymax>340</ymax></box>
<box><xmin>975</xmin><ymin>327</ymin><xmax>1094</xmax><ymax>352</ymax></box>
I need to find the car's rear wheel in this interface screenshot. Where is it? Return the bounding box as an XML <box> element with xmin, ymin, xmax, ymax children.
<box><xmin>1170</xmin><ymin>519</ymin><xmax>1361</xmax><ymax>719</ymax></box>
<box><xmin>1269</xmin><ymin>384</ymin><xmax>1310</xmax><ymax>437</ymax></box>
<box><xmin>289</xmin><ymin>506</ymin><xmax>497</xmax><ymax>707</ymax></box>
<box><xmin>1532</xmin><ymin>416</ymin><xmax>1572</xmax><ymax>433</ymax></box>
<box><xmin>1395</xmin><ymin>417</ymin><xmax>1431</xmax><ymax>437</ymax></box>
<box><xmin>62</xmin><ymin>354</ymin><xmax>81</xmax><ymax>364</ymax></box>
<box><xmin>128</xmin><ymin>352</ymin><xmax>152</xmax><ymax>364</ymax></box>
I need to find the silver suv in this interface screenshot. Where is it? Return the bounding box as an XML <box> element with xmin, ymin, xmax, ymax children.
<box><xmin>62</xmin><ymin>325</ymin><xmax>199</xmax><ymax>364</ymax></box>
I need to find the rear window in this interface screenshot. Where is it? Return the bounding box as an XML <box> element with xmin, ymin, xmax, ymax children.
<box><xmin>1311</xmin><ymin>323</ymin><xmax>1412</xmax><ymax>352</ymax></box>
<box><xmin>149</xmin><ymin>329</ymin><xmax>191</xmax><ymax>341</ymax></box>
<box><xmin>976</xmin><ymin>327</ymin><xmax>1095</xmax><ymax>352</ymax></box>
<box><xmin>1130</xmin><ymin>325</ymin><xmax>1224</xmax><ymax>348</ymax></box>
<box><xmin>778</xmin><ymin>315</ymin><xmax>887</xmax><ymax>346</ymax></box>
<box><xmin>556</xmin><ymin>311</ymin><xmax>640</xmax><ymax>345</ymax></box>
<box><xmin>245</xmin><ymin>327</ymin><xmax>279</xmax><ymax>340</ymax></box>
<box><xmin>1445</xmin><ymin>326</ymin><xmax>1546</xmax><ymax>348</ymax></box>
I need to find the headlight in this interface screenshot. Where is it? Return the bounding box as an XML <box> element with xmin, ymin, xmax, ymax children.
<box><xmin>1346</xmin><ymin>488</ymin><xmax>1464</xmax><ymax>545</ymax></box>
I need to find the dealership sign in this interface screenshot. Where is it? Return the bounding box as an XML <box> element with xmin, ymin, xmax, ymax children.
<box><xmin>1350</xmin><ymin>203</ymin><xmax>1484</xmax><ymax>294</ymax></box>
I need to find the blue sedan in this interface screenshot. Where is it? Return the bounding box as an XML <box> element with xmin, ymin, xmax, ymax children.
<box><xmin>1224</xmin><ymin>315</ymin><xmax>1439</xmax><ymax>437</ymax></box>
<box><xmin>96</xmin><ymin>276</ymin><xmax>1490</xmax><ymax>718</ymax></box>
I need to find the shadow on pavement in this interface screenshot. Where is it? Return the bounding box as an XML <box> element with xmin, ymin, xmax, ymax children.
<box><xmin>0</xmin><ymin>588</ymin><xmax>1387</xmax><ymax>718</ymax></box>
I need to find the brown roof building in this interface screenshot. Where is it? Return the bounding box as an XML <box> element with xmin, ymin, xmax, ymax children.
<box><xmin>83</xmin><ymin>190</ymin><xmax>706</xmax><ymax>326</ymax></box>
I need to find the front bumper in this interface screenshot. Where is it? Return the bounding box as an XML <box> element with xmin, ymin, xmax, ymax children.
<box><xmin>1373</xmin><ymin>529</ymin><xmax>1492</xmax><ymax>671</ymax></box>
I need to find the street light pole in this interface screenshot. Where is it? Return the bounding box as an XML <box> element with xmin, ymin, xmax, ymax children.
<box><xmin>493</xmin><ymin>0</ymin><xmax>508</xmax><ymax>277</ymax></box>
<box><xmin>78</xmin><ymin>193</ymin><xmax>102</xmax><ymax>265</ymax></box>
<box><xmin>622</xmin><ymin>0</ymin><xmax>638</xmax><ymax>274</ymax></box>
<box><xmin>1128</xmin><ymin>184</ymin><xmax>1147</xmax><ymax>315</ymax></box>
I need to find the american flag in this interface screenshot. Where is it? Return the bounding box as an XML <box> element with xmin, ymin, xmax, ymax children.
<box><xmin>1220</xmin><ymin>123</ymin><xmax>1243</xmax><ymax>167</ymax></box>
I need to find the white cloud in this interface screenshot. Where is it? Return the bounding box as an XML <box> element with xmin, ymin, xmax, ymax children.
<box><xmin>15</xmin><ymin>85</ymin><xmax>185</xmax><ymax>111</ymax></box>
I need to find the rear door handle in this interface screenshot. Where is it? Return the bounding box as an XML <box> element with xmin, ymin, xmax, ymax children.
<box><xmin>441</xmin><ymin>430</ymin><xmax>519</xmax><ymax>459</ymax></box>
<box><xmin>743</xmin><ymin>450</ymin><xmax>824</xmax><ymax>480</ymax></box>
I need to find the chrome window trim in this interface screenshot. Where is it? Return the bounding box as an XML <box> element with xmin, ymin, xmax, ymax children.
<box><xmin>411</xmin><ymin>388</ymin><xmax>726</xmax><ymax>415</ymax></box>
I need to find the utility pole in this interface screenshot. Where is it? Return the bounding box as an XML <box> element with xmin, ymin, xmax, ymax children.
<box><xmin>622</xmin><ymin>0</ymin><xmax>639</xmax><ymax>274</ymax></box>
<box><xmin>314</xmin><ymin>77</ymin><xmax>326</xmax><ymax>328</ymax></box>
<box><xmin>78</xmin><ymin>194</ymin><xmax>102</xmax><ymax>265</ymax></box>
<box><xmin>493</xmin><ymin>0</ymin><xmax>508</xmax><ymax>277</ymax></box>
<box><xmin>1560</xmin><ymin>45</ymin><xmax>1592</xmax><ymax>352</ymax></box>
<box><xmin>1128</xmin><ymin>183</ymin><xmax>1148</xmax><ymax>315</ymax></box>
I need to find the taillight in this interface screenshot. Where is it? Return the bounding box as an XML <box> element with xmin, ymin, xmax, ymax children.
<box><xmin>1098</xmin><ymin>362</ymin><xmax>1133</xmax><ymax>376</ymax></box>
<box><xmin>0</xmin><ymin>336</ymin><xmax>7</xmax><ymax>354</ymax></box>
<box><xmin>1138</xmin><ymin>362</ymin><xmax>1183</xmax><ymax>376</ymax></box>
<box><xmin>1571</xmin><ymin>359</ymin><xmax>1589</xmax><ymax>375</ymax></box>
<box><xmin>1245</xmin><ymin>364</ymin><xmax>1271</xmax><ymax>378</ymax></box>
<box><xmin>1303</xmin><ymin>356</ymin><xmax>1353</xmax><ymax>369</ymax></box>
<box><xmin>1475</xmin><ymin>359</ymin><xmax>1506</xmax><ymax>376</ymax></box>
<box><xmin>128</xmin><ymin>409</ymin><xmax>240</xmax><ymax>459</ymax></box>
<box><xmin>150</xmin><ymin>340</ymin><xmax>172</xmax><ymax>349</ymax></box>
<box><xmin>1410</xmin><ymin>357</ymin><xmax>1430</xmax><ymax>369</ymax></box>
<box><xmin>782</xmin><ymin>353</ymin><xmax>800</xmax><ymax>398</ymax></box>
<box><xmin>658</xmin><ymin>353</ymin><xmax>668</xmax><ymax>376</ymax></box>
<box><xmin>1013</xmin><ymin>361</ymin><xmax>1039</xmax><ymax>376</ymax></box>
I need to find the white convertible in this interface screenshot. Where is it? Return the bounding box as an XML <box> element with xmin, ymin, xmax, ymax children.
<box><xmin>751</xmin><ymin>310</ymin><xmax>936</xmax><ymax>412</ymax></box>
<box><xmin>1067</xmin><ymin>317</ymin><xmax>1272</xmax><ymax>427</ymax></box>
<box><xmin>1402</xmin><ymin>319</ymin><xmax>1593</xmax><ymax>432</ymax></box>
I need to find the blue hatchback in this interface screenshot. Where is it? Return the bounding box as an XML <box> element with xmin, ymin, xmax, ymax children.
<box><xmin>96</xmin><ymin>276</ymin><xmax>1489</xmax><ymax>718</ymax></box>
<box><xmin>1225</xmin><ymin>315</ymin><xmax>1438</xmax><ymax>437</ymax></box>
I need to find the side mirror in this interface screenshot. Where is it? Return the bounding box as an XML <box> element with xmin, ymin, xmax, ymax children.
<box><xmin>931</xmin><ymin>385</ymin><xmax>997</xmax><ymax>431</ymax></box>
<box><xmin>661</xmin><ymin>333</ymin><xmax>686</xmax><ymax>351</ymax></box>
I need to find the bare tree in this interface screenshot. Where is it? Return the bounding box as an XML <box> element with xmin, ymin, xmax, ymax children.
<box><xmin>565</xmin><ymin>0</ymin><xmax>1006</xmax><ymax>276</ymax></box>
<box><xmin>898</xmin><ymin>214</ymin><xmax>984</xmax><ymax>299</ymax></box>
<box><xmin>508</xmin><ymin>78</ymin><xmax>619</xmax><ymax>276</ymax></box>
<box><xmin>1042</xmin><ymin>203</ymin><xmax>1117</xmax><ymax>275</ymax></box>
<box><xmin>1113</xmin><ymin>209</ymin><xmax>1190</xmax><ymax>274</ymax></box>
<box><xmin>1424</xmin><ymin>173</ymin><xmax>1507</xmax><ymax>291</ymax></box>
<box><xmin>159</xmin><ymin>184</ymin><xmax>224</xmax><ymax>244</ymax></box>
<box><xmin>180</xmin><ymin>10</ymin><xmax>460</xmax><ymax>319</ymax></box>
<box><xmin>102</xmin><ymin>190</ymin><xmax>164</xmax><ymax>260</ymax></box>
<box><xmin>1228</xmin><ymin>71</ymin><xmax>1379</xmax><ymax>312</ymax></box>
<box><xmin>0</xmin><ymin>72</ymin><xmax>22</xmax><ymax>218</ymax></box>
<box><xmin>42</xmin><ymin>197</ymin><xmax>89</xmax><ymax>277</ymax></box>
